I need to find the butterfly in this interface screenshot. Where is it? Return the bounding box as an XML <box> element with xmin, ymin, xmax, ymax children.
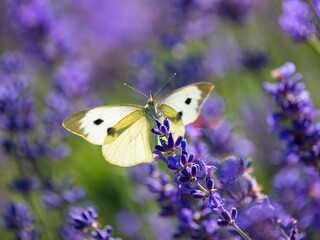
<box><xmin>62</xmin><ymin>82</ymin><xmax>214</xmax><ymax>167</ymax></box>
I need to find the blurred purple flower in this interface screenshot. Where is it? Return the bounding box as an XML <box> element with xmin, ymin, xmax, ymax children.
<box><xmin>3</xmin><ymin>202</ymin><xmax>34</xmax><ymax>230</ymax></box>
<box><xmin>17</xmin><ymin>229</ymin><xmax>39</xmax><ymax>240</ymax></box>
<box><xmin>9</xmin><ymin>177</ymin><xmax>39</xmax><ymax>194</ymax></box>
<box><xmin>279</xmin><ymin>0</ymin><xmax>317</xmax><ymax>41</ymax></box>
<box><xmin>273</xmin><ymin>165</ymin><xmax>320</xmax><ymax>230</ymax></box>
<box><xmin>8</xmin><ymin>0</ymin><xmax>73</xmax><ymax>61</ymax></box>
<box><xmin>42</xmin><ymin>189</ymin><xmax>63</xmax><ymax>209</ymax></box>
<box><xmin>214</xmin><ymin>0</ymin><xmax>254</xmax><ymax>23</ymax></box>
<box><xmin>68</xmin><ymin>206</ymin><xmax>98</xmax><ymax>230</ymax></box>
<box><xmin>264</xmin><ymin>62</ymin><xmax>320</xmax><ymax>167</ymax></box>
<box><xmin>53</xmin><ymin>59</ymin><xmax>92</xmax><ymax>99</ymax></box>
<box><xmin>239</xmin><ymin>50</ymin><xmax>268</xmax><ymax>71</ymax></box>
<box><xmin>115</xmin><ymin>209</ymin><xmax>142</xmax><ymax>238</ymax></box>
<box><xmin>63</xmin><ymin>187</ymin><xmax>86</xmax><ymax>204</ymax></box>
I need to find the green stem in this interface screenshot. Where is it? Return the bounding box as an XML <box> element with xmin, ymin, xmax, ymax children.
<box><xmin>194</xmin><ymin>181</ymin><xmax>209</xmax><ymax>195</ymax></box>
<box><xmin>232</xmin><ymin>223</ymin><xmax>251</xmax><ymax>240</ymax></box>
<box><xmin>308</xmin><ymin>35</ymin><xmax>320</xmax><ymax>55</ymax></box>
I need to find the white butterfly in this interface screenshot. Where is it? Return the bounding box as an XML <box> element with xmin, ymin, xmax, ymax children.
<box><xmin>62</xmin><ymin>82</ymin><xmax>214</xmax><ymax>167</ymax></box>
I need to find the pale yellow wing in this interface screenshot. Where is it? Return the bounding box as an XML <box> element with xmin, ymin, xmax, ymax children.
<box><xmin>102</xmin><ymin>110</ymin><xmax>157</xmax><ymax>167</ymax></box>
<box><xmin>159</xmin><ymin>104</ymin><xmax>185</xmax><ymax>138</ymax></box>
<box><xmin>159</xmin><ymin>82</ymin><xmax>214</xmax><ymax>125</ymax></box>
<box><xmin>62</xmin><ymin>105</ymin><xmax>142</xmax><ymax>145</ymax></box>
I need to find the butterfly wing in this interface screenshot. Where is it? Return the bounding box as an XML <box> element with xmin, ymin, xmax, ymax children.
<box><xmin>159</xmin><ymin>104</ymin><xmax>185</xmax><ymax>138</ymax></box>
<box><xmin>159</xmin><ymin>82</ymin><xmax>214</xmax><ymax>125</ymax></box>
<box><xmin>102</xmin><ymin>109</ymin><xmax>156</xmax><ymax>167</ymax></box>
<box><xmin>62</xmin><ymin>105</ymin><xmax>142</xmax><ymax>145</ymax></box>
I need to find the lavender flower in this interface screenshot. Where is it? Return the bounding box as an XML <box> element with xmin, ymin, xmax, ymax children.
<box><xmin>68</xmin><ymin>206</ymin><xmax>98</xmax><ymax>230</ymax></box>
<box><xmin>279</xmin><ymin>0</ymin><xmax>318</xmax><ymax>41</ymax></box>
<box><xmin>273</xmin><ymin>165</ymin><xmax>320</xmax><ymax>230</ymax></box>
<box><xmin>8</xmin><ymin>176</ymin><xmax>39</xmax><ymax>194</ymax></box>
<box><xmin>8</xmin><ymin>0</ymin><xmax>73</xmax><ymax>61</ymax></box>
<box><xmin>239</xmin><ymin>50</ymin><xmax>268</xmax><ymax>71</ymax></box>
<box><xmin>92</xmin><ymin>226</ymin><xmax>121</xmax><ymax>240</ymax></box>
<box><xmin>2</xmin><ymin>202</ymin><xmax>38</xmax><ymax>240</ymax></box>
<box><xmin>263</xmin><ymin>62</ymin><xmax>320</xmax><ymax>167</ymax></box>
<box><xmin>151</xmin><ymin>118</ymin><xmax>251</xmax><ymax>239</ymax></box>
<box><xmin>61</xmin><ymin>206</ymin><xmax>121</xmax><ymax>240</ymax></box>
<box><xmin>214</xmin><ymin>0</ymin><xmax>254</xmax><ymax>23</ymax></box>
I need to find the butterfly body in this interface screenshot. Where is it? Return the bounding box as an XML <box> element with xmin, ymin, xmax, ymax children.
<box><xmin>63</xmin><ymin>82</ymin><xmax>214</xmax><ymax>167</ymax></box>
<box><xmin>144</xmin><ymin>92</ymin><xmax>162</xmax><ymax>122</ymax></box>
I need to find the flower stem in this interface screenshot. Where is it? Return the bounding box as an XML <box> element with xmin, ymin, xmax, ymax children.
<box><xmin>194</xmin><ymin>181</ymin><xmax>209</xmax><ymax>195</ymax></box>
<box><xmin>232</xmin><ymin>223</ymin><xmax>251</xmax><ymax>240</ymax></box>
<box><xmin>308</xmin><ymin>35</ymin><xmax>320</xmax><ymax>55</ymax></box>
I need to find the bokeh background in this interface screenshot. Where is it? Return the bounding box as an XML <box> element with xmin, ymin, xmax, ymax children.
<box><xmin>1</xmin><ymin>0</ymin><xmax>320</xmax><ymax>239</ymax></box>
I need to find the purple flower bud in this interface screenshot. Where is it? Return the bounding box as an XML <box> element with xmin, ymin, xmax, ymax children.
<box><xmin>280</xmin><ymin>62</ymin><xmax>296</xmax><ymax>78</ymax></box>
<box><xmin>151</xmin><ymin>128</ymin><xmax>162</xmax><ymax>135</ymax></box>
<box><xmin>155</xmin><ymin>119</ymin><xmax>162</xmax><ymax>129</ymax></box>
<box><xmin>159</xmin><ymin>173</ymin><xmax>171</xmax><ymax>185</ymax></box>
<box><xmin>146</xmin><ymin>179</ymin><xmax>162</xmax><ymax>192</ymax></box>
<box><xmin>178</xmin><ymin>175</ymin><xmax>190</xmax><ymax>183</ymax></box>
<box><xmin>181</xmin><ymin>168</ymin><xmax>191</xmax><ymax>178</ymax></box>
<box><xmin>175</xmin><ymin>135</ymin><xmax>183</xmax><ymax>147</ymax></box>
<box><xmin>181</xmin><ymin>139</ymin><xmax>187</xmax><ymax>151</ymax></box>
<box><xmin>155</xmin><ymin>145</ymin><xmax>166</xmax><ymax>152</ymax></box>
<box><xmin>206</xmin><ymin>177</ymin><xmax>214</xmax><ymax>191</ymax></box>
<box><xmin>191</xmin><ymin>165</ymin><xmax>198</xmax><ymax>177</ymax></box>
<box><xmin>231</xmin><ymin>207</ymin><xmax>238</xmax><ymax>220</ymax></box>
<box><xmin>167</xmin><ymin>133</ymin><xmax>174</xmax><ymax>149</ymax></box>
<box><xmin>188</xmin><ymin>153</ymin><xmax>194</xmax><ymax>163</ymax></box>
<box><xmin>160</xmin><ymin>139</ymin><xmax>169</xmax><ymax>150</ymax></box>
<box><xmin>3</xmin><ymin>202</ymin><xmax>34</xmax><ymax>230</ymax></box>
<box><xmin>163</xmin><ymin>117</ymin><xmax>170</xmax><ymax>131</ymax></box>
<box><xmin>220</xmin><ymin>209</ymin><xmax>231</xmax><ymax>222</ymax></box>
<box><xmin>160</xmin><ymin>125</ymin><xmax>167</xmax><ymax>134</ymax></box>
<box><xmin>180</xmin><ymin>154</ymin><xmax>187</xmax><ymax>166</ymax></box>
<box><xmin>63</xmin><ymin>187</ymin><xmax>86</xmax><ymax>204</ymax></box>
<box><xmin>68</xmin><ymin>206</ymin><xmax>98</xmax><ymax>230</ymax></box>
<box><xmin>217</xmin><ymin>219</ymin><xmax>229</xmax><ymax>227</ymax></box>
<box><xmin>179</xmin><ymin>208</ymin><xmax>199</xmax><ymax>230</ymax></box>
<box><xmin>209</xmin><ymin>192</ymin><xmax>225</xmax><ymax>209</ymax></box>
<box><xmin>191</xmin><ymin>190</ymin><xmax>207</xmax><ymax>198</ymax></box>
<box><xmin>92</xmin><ymin>225</ymin><xmax>114</xmax><ymax>240</ymax></box>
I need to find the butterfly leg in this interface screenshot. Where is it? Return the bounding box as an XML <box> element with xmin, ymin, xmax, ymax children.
<box><xmin>156</xmin><ymin>110</ymin><xmax>166</xmax><ymax>119</ymax></box>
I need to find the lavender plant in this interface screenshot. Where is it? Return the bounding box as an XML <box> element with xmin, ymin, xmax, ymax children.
<box><xmin>263</xmin><ymin>62</ymin><xmax>320</xmax><ymax>168</ymax></box>
<box><xmin>61</xmin><ymin>206</ymin><xmax>121</xmax><ymax>240</ymax></box>
<box><xmin>147</xmin><ymin>117</ymin><xmax>301</xmax><ymax>239</ymax></box>
<box><xmin>264</xmin><ymin>62</ymin><xmax>320</xmax><ymax>236</ymax></box>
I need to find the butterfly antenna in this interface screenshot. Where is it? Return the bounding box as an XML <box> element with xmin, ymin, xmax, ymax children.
<box><xmin>154</xmin><ymin>73</ymin><xmax>177</xmax><ymax>97</ymax></box>
<box><xmin>123</xmin><ymin>83</ymin><xmax>148</xmax><ymax>99</ymax></box>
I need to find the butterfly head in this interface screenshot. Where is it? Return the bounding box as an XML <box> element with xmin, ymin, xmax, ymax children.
<box><xmin>149</xmin><ymin>91</ymin><xmax>154</xmax><ymax>102</ymax></box>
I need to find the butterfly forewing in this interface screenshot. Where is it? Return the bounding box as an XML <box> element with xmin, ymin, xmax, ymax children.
<box><xmin>102</xmin><ymin>110</ymin><xmax>156</xmax><ymax>166</ymax></box>
<box><xmin>62</xmin><ymin>105</ymin><xmax>142</xmax><ymax>145</ymax></box>
<box><xmin>159</xmin><ymin>82</ymin><xmax>214</xmax><ymax>125</ymax></box>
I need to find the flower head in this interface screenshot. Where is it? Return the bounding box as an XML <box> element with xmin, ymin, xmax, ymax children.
<box><xmin>279</xmin><ymin>0</ymin><xmax>317</xmax><ymax>41</ymax></box>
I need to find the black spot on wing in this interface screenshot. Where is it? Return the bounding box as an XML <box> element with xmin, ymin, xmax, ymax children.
<box><xmin>107</xmin><ymin>127</ymin><xmax>115</xmax><ymax>136</ymax></box>
<box><xmin>177</xmin><ymin>111</ymin><xmax>183</xmax><ymax>120</ymax></box>
<box><xmin>185</xmin><ymin>98</ymin><xmax>191</xmax><ymax>105</ymax></box>
<box><xmin>94</xmin><ymin>119</ymin><xmax>104</xmax><ymax>125</ymax></box>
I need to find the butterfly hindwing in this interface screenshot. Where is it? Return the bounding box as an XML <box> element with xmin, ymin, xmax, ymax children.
<box><xmin>62</xmin><ymin>105</ymin><xmax>142</xmax><ymax>145</ymax></box>
<box><xmin>102</xmin><ymin>110</ymin><xmax>156</xmax><ymax>167</ymax></box>
<box><xmin>159</xmin><ymin>82</ymin><xmax>214</xmax><ymax>125</ymax></box>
